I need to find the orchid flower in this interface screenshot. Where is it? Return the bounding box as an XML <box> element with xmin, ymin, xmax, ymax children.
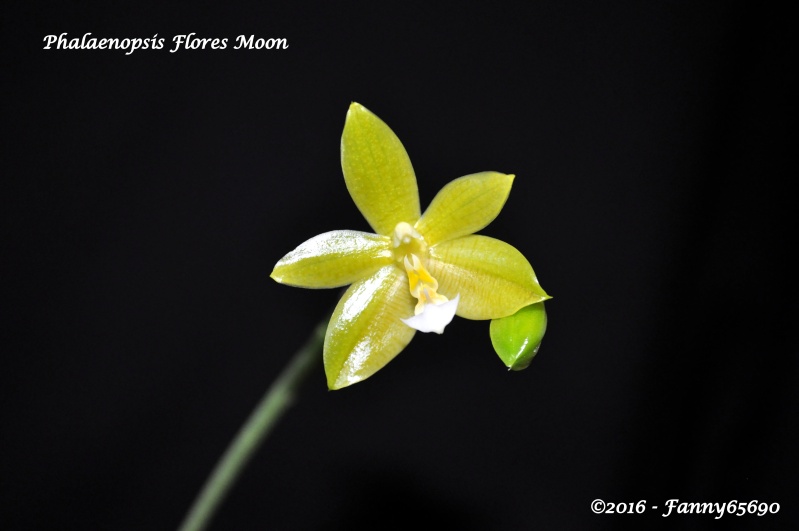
<box><xmin>271</xmin><ymin>103</ymin><xmax>550</xmax><ymax>389</ymax></box>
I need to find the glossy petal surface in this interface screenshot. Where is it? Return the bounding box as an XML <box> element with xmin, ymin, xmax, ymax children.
<box><xmin>428</xmin><ymin>235</ymin><xmax>550</xmax><ymax>320</ymax></box>
<box><xmin>341</xmin><ymin>103</ymin><xmax>421</xmax><ymax>235</ymax></box>
<box><xmin>271</xmin><ymin>231</ymin><xmax>392</xmax><ymax>288</ymax></box>
<box><xmin>324</xmin><ymin>265</ymin><xmax>416</xmax><ymax>389</ymax></box>
<box><xmin>490</xmin><ymin>302</ymin><xmax>547</xmax><ymax>370</ymax></box>
<box><xmin>415</xmin><ymin>172</ymin><xmax>514</xmax><ymax>245</ymax></box>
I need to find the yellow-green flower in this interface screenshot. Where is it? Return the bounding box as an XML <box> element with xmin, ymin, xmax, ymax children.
<box><xmin>271</xmin><ymin>103</ymin><xmax>550</xmax><ymax>389</ymax></box>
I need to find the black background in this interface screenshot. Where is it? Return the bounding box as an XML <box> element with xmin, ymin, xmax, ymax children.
<box><xmin>3</xmin><ymin>2</ymin><xmax>795</xmax><ymax>530</ymax></box>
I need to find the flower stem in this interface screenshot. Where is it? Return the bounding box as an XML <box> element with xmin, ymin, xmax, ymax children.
<box><xmin>177</xmin><ymin>317</ymin><xmax>328</xmax><ymax>531</ymax></box>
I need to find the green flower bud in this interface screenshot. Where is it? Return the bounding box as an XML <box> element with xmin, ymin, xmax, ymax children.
<box><xmin>489</xmin><ymin>302</ymin><xmax>547</xmax><ymax>371</ymax></box>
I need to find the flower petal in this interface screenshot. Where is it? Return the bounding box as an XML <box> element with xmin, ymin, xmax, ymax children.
<box><xmin>401</xmin><ymin>294</ymin><xmax>460</xmax><ymax>334</ymax></box>
<box><xmin>324</xmin><ymin>265</ymin><xmax>416</xmax><ymax>389</ymax></box>
<box><xmin>271</xmin><ymin>230</ymin><xmax>392</xmax><ymax>288</ymax></box>
<box><xmin>415</xmin><ymin>172</ymin><xmax>515</xmax><ymax>245</ymax></box>
<box><xmin>428</xmin><ymin>235</ymin><xmax>550</xmax><ymax>320</ymax></box>
<box><xmin>341</xmin><ymin>102</ymin><xmax>421</xmax><ymax>235</ymax></box>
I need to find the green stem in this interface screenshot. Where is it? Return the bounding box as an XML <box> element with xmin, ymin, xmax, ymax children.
<box><xmin>177</xmin><ymin>317</ymin><xmax>328</xmax><ymax>531</ymax></box>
